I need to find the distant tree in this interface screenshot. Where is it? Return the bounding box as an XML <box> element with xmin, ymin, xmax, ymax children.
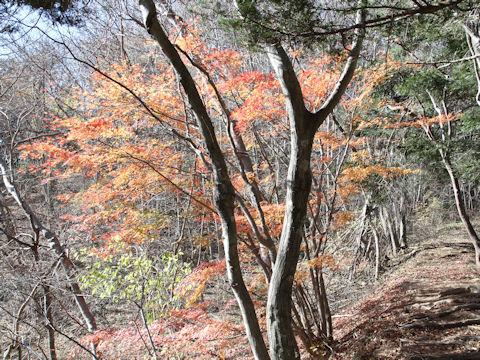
<box><xmin>0</xmin><ymin>52</ymin><xmax>98</xmax><ymax>358</ymax></box>
<box><xmin>369</xmin><ymin>10</ymin><xmax>480</xmax><ymax>268</ymax></box>
<box><xmin>0</xmin><ymin>0</ymin><xmax>87</xmax><ymax>29</ymax></box>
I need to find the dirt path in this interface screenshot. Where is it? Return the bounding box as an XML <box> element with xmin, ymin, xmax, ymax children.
<box><xmin>333</xmin><ymin>223</ymin><xmax>480</xmax><ymax>359</ymax></box>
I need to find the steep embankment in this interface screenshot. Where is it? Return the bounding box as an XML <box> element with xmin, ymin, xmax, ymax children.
<box><xmin>333</xmin><ymin>223</ymin><xmax>480</xmax><ymax>359</ymax></box>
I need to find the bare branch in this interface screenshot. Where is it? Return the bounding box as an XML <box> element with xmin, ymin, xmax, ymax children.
<box><xmin>314</xmin><ymin>5</ymin><xmax>366</xmax><ymax>126</ymax></box>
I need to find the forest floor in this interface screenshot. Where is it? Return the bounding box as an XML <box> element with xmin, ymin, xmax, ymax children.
<box><xmin>22</xmin><ymin>221</ymin><xmax>480</xmax><ymax>359</ymax></box>
<box><xmin>332</xmin><ymin>222</ymin><xmax>480</xmax><ymax>359</ymax></box>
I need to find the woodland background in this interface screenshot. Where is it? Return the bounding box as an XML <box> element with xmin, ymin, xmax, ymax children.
<box><xmin>1</xmin><ymin>0</ymin><xmax>480</xmax><ymax>359</ymax></box>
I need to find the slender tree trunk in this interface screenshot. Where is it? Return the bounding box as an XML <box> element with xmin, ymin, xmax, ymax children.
<box><xmin>373</xmin><ymin>227</ymin><xmax>380</xmax><ymax>280</ymax></box>
<box><xmin>318</xmin><ymin>269</ymin><xmax>332</xmax><ymax>341</ymax></box>
<box><xmin>387</xmin><ymin>218</ymin><xmax>399</xmax><ymax>255</ymax></box>
<box><xmin>464</xmin><ymin>11</ymin><xmax>480</xmax><ymax>106</ymax></box>
<box><xmin>350</xmin><ymin>197</ymin><xmax>370</xmax><ymax>280</ymax></box>
<box><xmin>3</xmin><ymin>285</ymin><xmax>38</xmax><ymax>360</ymax></box>
<box><xmin>399</xmin><ymin>212</ymin><xmax>408</xmax><ymax>248</ymax></box>
<box><xmin>138</xmin><ymin>2</ymin><xmax>269</xmax><ymax>358</ymax></box>
<box><xmin>44</xmin><ymin>285</ymin><xmax>57</xmax><ymax>360</ymax></box>
<box><xmin>0</xmin><ymin>156</ymin><xmax>98</xmax><ymax>356</ymax></box>
<box><xmin>442</xmin><ymin>156</ymin><xmax>480</xmax><ymax>268</ymax></box>
<box><xmin>139</xmin><ymin>305</ymin><xmax>158</xmax><ymax>360</ymax></box>
<box><xmin>423</xmin><ymin>84</ymin><xmax>479</xmax><ymax>267</ymax></box>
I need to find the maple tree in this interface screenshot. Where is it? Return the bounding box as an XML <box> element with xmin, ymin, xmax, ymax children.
<box><xmin>23</xmin><ymin>14</ymin><xmax>421</xmax><ymax>360</ymax></box>
<box><xmin>25</xmin><ymin>43</ymin><xmax>359</xmax><ymax>358</ymax></box>
<box><xmin>3</xmin><ymin>0</ymin><xmax>478</xmax><ymax>359</ymax></box>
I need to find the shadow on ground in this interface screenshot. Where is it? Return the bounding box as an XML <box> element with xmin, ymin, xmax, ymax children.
<box><xmin>333</xmin><ymin>227</ymin><xmax>480</xmax><ymax>360</ymax></box>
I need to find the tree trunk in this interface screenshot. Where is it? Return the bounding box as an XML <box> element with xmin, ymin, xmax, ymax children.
<box><xmin>266</xmin><ymin>102</ymin><xmax>315</xmax><ymax>359</ymax></box>
<box><xmin>464</xmin><ymin>11</ymin><xmax>480</xmax><ymax>106</ymax></box>
<box><xmin>442</xmin><ymin>157</ymin><xmax>480</xmax><ymax>268</ymax></box>
<box><xmin>318</xmin><ymin>269</ymin><xmax>332</xmax><ymax>341</ymax></box>
<box><xmin>373</xmin><ymin>227</ymin><xmax>380</xmax><ymax>280</ymax></box>
<box><xmin>265</xmin><ymin>4</ymin><xmax>365</xmax><ymax>353</ymax></box>
<box><xmin>0</xmin><ymin>156</ymin><xmax>98</xmax><ymax>355</ymax></box>
<box><xmin>380</xmin><ymin>207</ymin><xmax>400</xmax><ymax>256</ymax></box>
<box><xmin>399</xmin><ymin>212</ymin><xmax>408</xmax><ymax>249</ymax></box>
<box><xmin>138</xmin><ymin>2</ymin><xmax>269</xmax><ymax>358</ymax></box>
<box><xmin>44</xmin><ymin>285</ymin><xmax>57</xmax><ymax>360</ymax></box>
<box><xmin>350</xmin><ymin>197</ymin><xmax>370</xmax><ymax>280</ymax></box>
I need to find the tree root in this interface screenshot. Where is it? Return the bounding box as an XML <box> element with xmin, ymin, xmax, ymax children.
<box><xmin>399</xmin><ymin>317</ymin><xmax>480</xmax><ymax>329</ymax></box>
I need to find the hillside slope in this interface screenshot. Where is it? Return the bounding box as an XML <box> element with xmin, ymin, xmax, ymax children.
<box><xmin>333</xmin><ymin>223</ymin><xmax>480</xmax><ymax>359</ymax></box>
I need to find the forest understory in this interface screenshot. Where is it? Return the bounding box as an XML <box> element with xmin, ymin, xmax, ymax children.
<box><xmin>1</xmin><ymin>220</ymin><xmax>479</xmax><ymax>359</ymax></box>
<box><xmin>54</xmin><ymin>220</ymin><xmax>480</xmax><ymax>360</ymax></box>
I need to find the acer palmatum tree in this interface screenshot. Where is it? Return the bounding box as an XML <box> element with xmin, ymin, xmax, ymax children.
<box><xmin>135</xmin><ymin>0</ymin><xmax>471</xmax><ymax>358</ymax></box>
<box><xmin>11</xmin><ymin>0</ymin><xmax>471</xmax><ymax>357</ymax></box>
<box><xmin>138</xmin><ymin>0</ymin><xmax>365</xmax><ymax>358</ymax></box>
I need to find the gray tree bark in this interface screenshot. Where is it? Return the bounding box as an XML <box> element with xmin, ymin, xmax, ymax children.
<box><xmin>423</xmin><ymin>90</ymin><xmax>480</xmax><ymax>270</ymax></box>
<box><xmin>264</xmin><ymin>8</ymin><xmax>365</xmax><ymax>358</ymax></box>
<box><xmin>442</xmin><ymin>155</ymin><xmax>480</xmax><ymax>268</ymax></box>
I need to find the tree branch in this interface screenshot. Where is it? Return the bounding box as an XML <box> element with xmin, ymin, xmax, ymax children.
<box><xmin>314</xmin><ymin>5</ymin><xmax>366</xmax><ymax>127</ymax></box>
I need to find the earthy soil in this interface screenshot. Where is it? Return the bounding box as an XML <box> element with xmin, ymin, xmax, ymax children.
<box><xmin>333</xmin><ymin>223</ymin><xmax>480</xmax><ymax>359</ymax></box>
